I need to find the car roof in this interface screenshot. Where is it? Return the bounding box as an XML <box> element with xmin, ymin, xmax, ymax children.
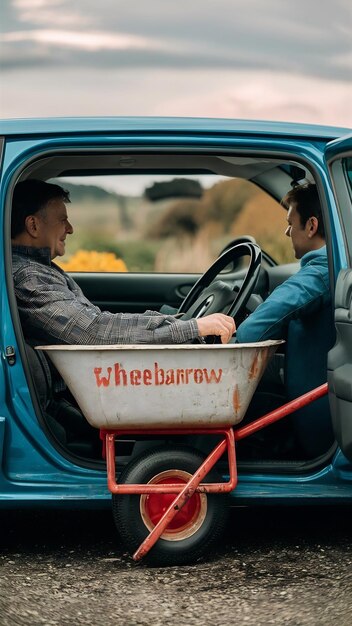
<box><xmin>0</xmin><ymin>117</ymin><xmax>350</xmax><ymax>140</ymax></box>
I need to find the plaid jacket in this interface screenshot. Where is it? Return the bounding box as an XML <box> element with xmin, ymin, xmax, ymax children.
<box><xmin>12</xmin><ymin>246</ymin><xmax>199</xmax><ymax>346</ymax></box>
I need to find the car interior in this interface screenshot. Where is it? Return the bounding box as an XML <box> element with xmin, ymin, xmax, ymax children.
<box><xmin>10</xmin><ymin>149</ymin><xmax>337</xmax><ymax>474</ymax></box>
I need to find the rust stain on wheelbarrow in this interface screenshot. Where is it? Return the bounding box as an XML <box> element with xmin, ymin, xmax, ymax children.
<box><xmin>249</xmin><ymin>353</ymin><xmax>259</xmax><ymax>380</ymax></box>
<box><xmin>233</xmin><ymin>384</ymin><xmax>241</xmax><ymax>414</ymax></box>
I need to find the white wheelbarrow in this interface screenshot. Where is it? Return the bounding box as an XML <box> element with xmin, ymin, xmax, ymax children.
<box><xmin>38</xmin><ymin>341</ymin><xmax>327</xmax><ymax>566</ymax></box>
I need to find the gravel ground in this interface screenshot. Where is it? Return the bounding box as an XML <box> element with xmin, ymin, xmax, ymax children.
<box><xmin>0</xmin><ymin>506</ymin><xmax>351</xmax><ymax>626</ymax></box>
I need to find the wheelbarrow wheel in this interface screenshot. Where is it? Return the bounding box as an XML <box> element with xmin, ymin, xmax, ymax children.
<box><xmin>112</xmin><ymin>444</ymin><xmax>229</xmax><ymax>566</ymax></box>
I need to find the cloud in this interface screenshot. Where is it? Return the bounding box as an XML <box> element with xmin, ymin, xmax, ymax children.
<box><xmin>149</xmin><ymin>70</ymin><xmax>352</xmax><ymax>128</ymax></box>
<box><xmin>12</xmin><ymin>0</ymin><xmax>92</xmax><ymax>28</ymax></box>
<box><xmin>1</xmin><ymin>66</ymin><xmax>351</xmax><ymax>128</ymax></box>
<box><xmin>1</xmin><ymin>0</ymin><xmax>351</xmax><ymax>83</ymax></box>
<box><xmin>1</xmin><ymin>0</ymin><xmax>351</xmax><ymax>127</ymax></box>
<box><xmin>1</xmin><ymin>29</ymin><xmax>163</xmax><ymax>51</ymax></box>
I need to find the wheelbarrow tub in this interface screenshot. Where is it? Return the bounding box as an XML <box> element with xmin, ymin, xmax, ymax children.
<box><xmin>37</xmin><ymin>341</ymin><xmax>282</xmax><ymax>429</ymax></box>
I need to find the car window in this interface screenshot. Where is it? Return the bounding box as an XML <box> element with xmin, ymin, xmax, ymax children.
<box><xmin>328</xmin><ymin>156</ymin><xmax>352</xmax><ymax>265</ymax></box>
<box><xmin>49</xmin><ymin>174</ymin><xmax>295</xmax><ymax>274</ymax></box>
<box><xmin>344</xmin><ymin>157</ymin><xmax>352</xmax><ymax>192</ymax></box>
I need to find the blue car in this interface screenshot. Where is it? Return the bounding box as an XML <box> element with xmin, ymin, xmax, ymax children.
<box><xmin>1</xmin><ymin>117</ymin><xmax>352</xmax><ymax>565</ymax></box>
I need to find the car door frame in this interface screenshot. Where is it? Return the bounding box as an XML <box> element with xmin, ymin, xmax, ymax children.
<box><xmin>325</xmin><ymin>134</ymin><xmax>352</xmax><ymax>461</ymax></box>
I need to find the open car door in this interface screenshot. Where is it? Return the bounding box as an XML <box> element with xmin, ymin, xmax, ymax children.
<box><xmin>325</xmin><ymin>133</ymin><xmax>352</xmax><ymax>461</ymax></box>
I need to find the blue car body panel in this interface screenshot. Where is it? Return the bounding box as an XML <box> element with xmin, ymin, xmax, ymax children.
<box><xmin>0</xmin><ymin>117</ymin><xmax>350</xmax><ymax>138</ymax></box>
<box><xmin>0</xmin><ymin>117</ymin><xmax>351</xmax><ymax>507</ymax></box>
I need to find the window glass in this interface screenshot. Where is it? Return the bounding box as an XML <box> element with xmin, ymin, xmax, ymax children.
<box><xmin>329</xmin><ymin>156</ymin><xmax>352</xmax><ymax>266</ymax></box>
<box><xmin>50</xmin><ymin>175</ymin><xmax>294</xmax><ymax>273</ymax></box>
<box><xmin>344</xmin><ymin>157</ymin><xmax>352</xmax><ymax>191</ymax></box>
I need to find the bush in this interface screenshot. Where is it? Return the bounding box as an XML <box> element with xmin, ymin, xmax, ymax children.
<box><xmin>56</xmin><ymin>250</ymin><xmax>128</xmax><ymax>272</ymax></box>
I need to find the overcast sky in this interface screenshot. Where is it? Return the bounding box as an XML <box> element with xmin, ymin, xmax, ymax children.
<box><xmin>0</xmin><ymin>0</ymin><xmax>351</xmax><ymax>126</ymax></box>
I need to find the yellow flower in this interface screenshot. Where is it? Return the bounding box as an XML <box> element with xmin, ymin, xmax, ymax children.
<box><xmin>56</xmin><ymin>250</ymin><xmax>128</xmax><ymax>272</ymax></box>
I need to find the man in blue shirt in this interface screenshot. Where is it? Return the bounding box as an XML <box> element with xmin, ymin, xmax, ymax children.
<box><xmin>237</xmin><ymin>183</ymin><xmax>334</xmax><ymax>457</ymax></box>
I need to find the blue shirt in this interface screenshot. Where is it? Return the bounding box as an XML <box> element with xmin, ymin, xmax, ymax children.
<box><xmin>236</xmin><ymin>246</ymin><xmax>331</xmax><ymax>343</ymax></box>
<box><xmin>237</xmin><ymin>246</ymin><xmax>335</xmax><ymax>456</ymax></box>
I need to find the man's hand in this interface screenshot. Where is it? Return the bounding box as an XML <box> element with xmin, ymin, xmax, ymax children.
<box><xmin>196</xmin><ymin>313</ymin><xmax>236</xmax><ymax>344</ymax></box>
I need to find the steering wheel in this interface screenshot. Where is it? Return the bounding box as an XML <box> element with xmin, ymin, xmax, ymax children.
<box><xmin>177</xmin><ymin>242</ymin><xmax>262</xmax><ymax>322</ymax></box>
<box><xmin>219</xmin><ymin>235</ymin><xmax>276</xmax><ymax>269</ymax></box>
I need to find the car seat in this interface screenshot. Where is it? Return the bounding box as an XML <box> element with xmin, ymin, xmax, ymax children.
<box><xmin>285</xmin><ymin>303</ymin><xmax>335</xmax><ymax>459</ymax></box>
<box><xmin>25</xmin><ymin>343</ymin><xmax>100</xmax><ymax>458</ymax></box>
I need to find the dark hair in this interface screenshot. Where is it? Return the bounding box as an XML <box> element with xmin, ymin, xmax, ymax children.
<box><xmin>281</xmin><ymin>183</ymin><xmax>325</xmax><ymax>238</ymax></box>
<box><xmin>11</xmin><ymin>179</ymin><xmax>70</xmax><ymax>238</ymax></box>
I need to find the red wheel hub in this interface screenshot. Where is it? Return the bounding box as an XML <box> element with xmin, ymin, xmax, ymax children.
<box><xmin>140</xmin><ymin>470</ymin><xmax>207</xmax><ymax>541</ymax></box>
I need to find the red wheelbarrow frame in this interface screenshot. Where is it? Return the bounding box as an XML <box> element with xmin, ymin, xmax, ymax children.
<box><xmin>100</xmin><ymin>383</ymin><xmax>328</xmax><ymax>561</ymax></box>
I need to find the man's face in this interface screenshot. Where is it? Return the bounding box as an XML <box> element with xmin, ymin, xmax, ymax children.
<box><xmin>285</xmin><ymin>203</ymin><xmax>312</xmax><ymax>260</ymax></box>
<box><xmin>35</xmin><ymin>198</ymin><xmax>73</xmax><ymax>259</ymax></box>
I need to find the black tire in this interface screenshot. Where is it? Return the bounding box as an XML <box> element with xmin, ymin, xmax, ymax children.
<box><xmin>112</xmin><ymin>444</ymin><xmax>229</xmax><ymax>566</ymax></box>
